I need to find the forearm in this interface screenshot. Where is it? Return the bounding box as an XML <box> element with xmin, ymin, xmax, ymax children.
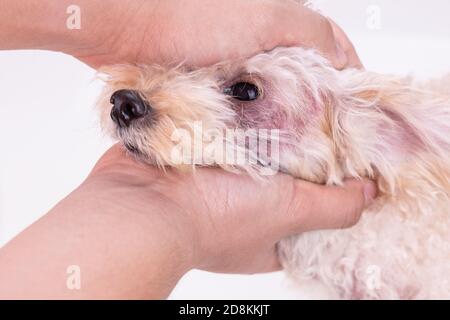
<box><xmin>0</xmin><ymin>0</ymin><xmax>361</xmax><ymax>69</ymax></box>
<box><xmin>0</xmin><ymin>0</ymin><xmax>132</xmax><ymax>55</ymax></box>
<box><xmin>0</xmin><ymin>177</ymin><xmax>192</xmax><ymax>299</ymax></box>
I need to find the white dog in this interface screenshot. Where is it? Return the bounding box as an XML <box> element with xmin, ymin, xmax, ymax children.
<box><xmin>98</xmin><ymin>39</ymin><xmax>450</xmax><ymax>299</ymax></box>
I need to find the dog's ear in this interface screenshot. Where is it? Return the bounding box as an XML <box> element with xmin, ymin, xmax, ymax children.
<box><xmin>344</xmin><ymin>76</ymin><xmax>450</xmax><ymax>158</ymax></box>
<box><xmin>330</xmin><ymin>76</ymin><xmax>450</xmax><ymax>193</ymax></box>
<box><xmin>357</xmin><ymin>88</ymin><xmax>425</xmax><ymax>152</ymax></box>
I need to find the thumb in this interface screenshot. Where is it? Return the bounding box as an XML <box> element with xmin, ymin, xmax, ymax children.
<box><xmin>284</xmin><ymin>179</ymin><xmax>377</xmax><ymax>234</ymax></box>
<box><xmin>327</xmin><ymin>18</ymin><xmax>363</xmax><ymax>69</ymax></box>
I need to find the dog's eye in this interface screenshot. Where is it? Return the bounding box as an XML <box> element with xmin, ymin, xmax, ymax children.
<box><xmin>224</xmin><ymin>82</ymin><xmax>260</xmax><ymax>101</ymax></box>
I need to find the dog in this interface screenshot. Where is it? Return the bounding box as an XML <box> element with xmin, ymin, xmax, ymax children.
<box><xmin>97</xmin><ymin>46</ymin><xmax>450</xmax><ymax>299</ymax></box>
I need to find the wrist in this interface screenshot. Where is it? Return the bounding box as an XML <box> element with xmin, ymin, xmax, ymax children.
<box><xmin>59</xmin><ymin>0</ymin><xmax>162</xmax><ymax>68</ymax></box>
<box><xmin>0</xmin><ymin>0</ymin><xmax>144</xmax><ymax>63</ymax></box>
<box><xmin>0</xmin><ymin>0</ymin><xmax>82</xmax><ymax>51</ymax></box>
<box><xmin>78</xmin><ymin>173</ymin><xmax>198</xmax><ymax>297</ymax></box>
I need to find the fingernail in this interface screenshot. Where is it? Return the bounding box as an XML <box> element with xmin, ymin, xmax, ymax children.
<box><xmin>363</xmin><ymin>181</ymin><xmax>378</xmax><ymax>205</ymax></box>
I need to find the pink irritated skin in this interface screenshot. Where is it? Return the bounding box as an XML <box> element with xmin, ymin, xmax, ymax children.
<box><xmin>233</xmin><ymin>98</ymin><xmax>290</xmax><ymax>130</ymax></box>
<box><xmin>226</xmin><ymin>81</ymin><xmax>327</xmax><ymax>168</ymax></box>
<box><xmin>229</xmin><ymin>80</ymin><xmax>320</xmax><ymax>133</ymax></box>
<box><xmin>376</xmin><ymin>109</ymin><xmax>425</xmax><ymax>159</ymax></box>
<box><xmin>225</xmin><ymin>79</ymin><xmax>287</xmax><ymax>131</ymax></box>
<box><xmin>230</xmin><ymin>77</ymin><xmax>433</xmax><ymax>178</ymax></box>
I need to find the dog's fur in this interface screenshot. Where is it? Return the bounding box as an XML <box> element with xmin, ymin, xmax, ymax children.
<box><xmin>98</xmin><ymin>46</ymin><xmax>450</xmax><ymax>299</ymax></box>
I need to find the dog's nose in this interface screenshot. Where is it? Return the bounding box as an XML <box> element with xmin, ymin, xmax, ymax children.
<box><xmin>110</xmin><ymin>90</ymin><xmax>150</xmax><ymax>128</ymax></box>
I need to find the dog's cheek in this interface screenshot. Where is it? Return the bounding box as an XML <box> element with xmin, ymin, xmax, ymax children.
<box><xmin>233</xmin><ymin>100</ymin><xmax>290</xmax><ymax>130</ymax></box>
<box><xmin>230</xmin><ymin>87</ymin><xmax>318</xmax><ymax>132</ymax></box>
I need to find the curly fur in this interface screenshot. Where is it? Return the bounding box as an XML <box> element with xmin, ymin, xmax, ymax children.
<box><xmin>98</xmin><ymin>46</ymin><xmax>450</xmax><ymax>299</ymax></box>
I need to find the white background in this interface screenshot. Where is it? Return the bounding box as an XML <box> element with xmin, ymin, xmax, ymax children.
<box><xmin>0</xmin><ymin>0</ymin><xmax>449</xmax><ymax>299</ymax></box>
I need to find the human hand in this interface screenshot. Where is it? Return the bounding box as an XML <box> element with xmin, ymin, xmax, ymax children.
<box><xmin>0</xmin><ymin>0</ymin><xmax>362</xmax><ymax>69</ymax></box>
<box><xmin>72</xmin><ymin>0</ymin><xmax>362</xmax><ymax>69</ymax></box>
<box><xmin>89</xmin><ymin>145</ymin><xmax>376</xmax><ymax>275</ymax></box>
<box><xmin>0</xmin><ymin>145</ymin><xmax>376</xmax><ymax>299</ymax></box>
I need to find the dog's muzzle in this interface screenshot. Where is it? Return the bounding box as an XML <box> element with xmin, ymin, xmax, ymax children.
<box><xmin>110</xmin><ymin>89</ymin><xmax>151</xmax><ymax>128</ymax></box>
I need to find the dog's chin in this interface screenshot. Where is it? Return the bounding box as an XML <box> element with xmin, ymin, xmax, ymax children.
<box><xmin>123</xmin><ymin>142</ymin><xmax>142</xmax><ymax>155</ymax></box>
<box><xmin>114</xmin><ymin>128</ymin><xmax>146</xmax><ymax>158</ymax></box>
<box><xmin>122</xmin><ymin>141</ymin><xmax>157</xmax><ymax>166</ymax></box>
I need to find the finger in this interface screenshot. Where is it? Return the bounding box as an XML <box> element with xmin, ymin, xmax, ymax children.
<box><xmin>327</xmin><ymin>18</ymin><xmax>363</xmax><ymax>69</ymax></box>
<box><xmin>285</xmin><ymin>179</ymin><xmax>377</xmax><ymax>233</ymax></box>
<box><xmin>272</xmin><ymin>4</ymin><xmax>345</xmax><ymax>69</ymax></box>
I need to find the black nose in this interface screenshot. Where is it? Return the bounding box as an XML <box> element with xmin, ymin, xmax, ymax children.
<box><xmin>110</xmin><ymin>90</ymin><xmax>150</xmax><ymax>128</ymax></box>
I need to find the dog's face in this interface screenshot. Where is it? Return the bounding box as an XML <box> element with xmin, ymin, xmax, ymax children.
<box><xmin>99</xmin><ymin>48</ymin><xmax>342</xmax><ymax>179</ymax></box>
<box><xmin>99</xmin><ymin>47</ymin><xmax>443</xmax><ymax>188</ymax></box>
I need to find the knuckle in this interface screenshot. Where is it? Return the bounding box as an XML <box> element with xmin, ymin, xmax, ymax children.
<box><xmin>287</xmin><ymin>180</ymin><xmax>314</xmax><ymax>225</ymax></box>
<box><xmin>340</xmin><ymin>196</ymin><xmax>365</xmax><ymax>229</ymax></box>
